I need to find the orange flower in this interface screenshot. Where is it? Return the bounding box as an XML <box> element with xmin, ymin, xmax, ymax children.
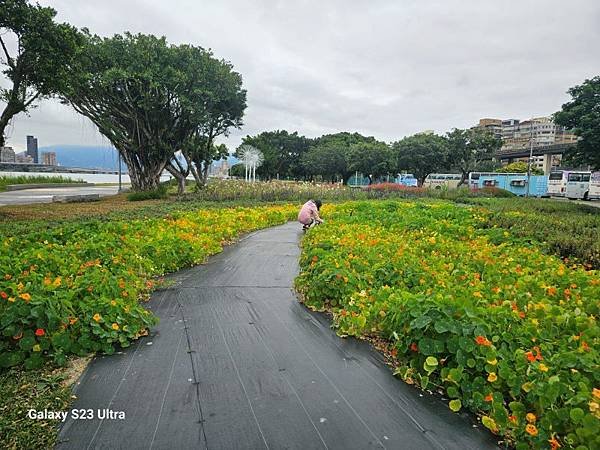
<box><xmin>508</xmin><ymin>415</ymin><xmax>518</xmax><ymax>425</ymax></box>
<box><xmin>581</xmin><ymin>341</ymin><xmax>590</xmax><ymax>352</ymax></box>
<box><xmin>69</xmin><ymin>317</ymin><xmax>78</xmax><ymax>325</ymax></box>
<box><xmin>593</xmin><ymin>388</ymin><xmax>600</xmax><ymax>399</ymax></box>
<box><xmin>485</xmin><ymin>393</ymin><xmax>493</xmax><ymax>402</ymax></box>
<box><xmin>546</xmin><ymin>286</ymin><xmax>557</xmax><ymax>296</ymax></box>
<box><xmin>525</xmin><ymin>424</ymin><xmax>538</xmax><ymax>436</ymax></box>
<box><xmin>548</xmin><ymin>436</ymin><xmax>561</xmax><ymax>450</ymax></box>
<box><xmin>19</xmin><ymin>293</ymin><xmax>31</xmax><ymax>302</ymax></box>
<box><xmin>93</xmin><ymin>313</ymin><xmax>101</xmax><ymax>322</ymax></box>
<box><xmin>563</xmin><ymin>288</ymin><xmax>571</xmax><ymax>298</ymax></box>
<box><xmin>525</xmin><ymin>351</ymin><xmax>536</xmax><ymax>362</ymax></box>
<box><xmin>475</xmin><ymin>335</ymin><xmax>491</xmax><ymax>346</ymax></box>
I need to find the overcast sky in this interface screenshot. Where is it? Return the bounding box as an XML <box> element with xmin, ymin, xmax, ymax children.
<box><xmin>3</xmin><ymin>0</ymin><xmax>600</xmax><ymax>152</ymax></box>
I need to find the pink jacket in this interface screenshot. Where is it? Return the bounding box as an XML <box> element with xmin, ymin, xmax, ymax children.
<box><xmin>298</xmin><ymin>200</ymin><xmax>320</xmax><ymax>225</ymax></box>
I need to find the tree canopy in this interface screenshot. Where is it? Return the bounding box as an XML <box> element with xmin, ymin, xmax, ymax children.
<box><xmin>392</xmin><ymin>133</ymin><xmax>450</xmax><ymax>184</ymax></box>
<box><xmin>62</xmin><ymin>32</ymin><xmax>246</xmax><ymax>192</ymax></box>
<box><xmin>555</xmin><ymin>76</ymin><xmax>600</xmax><ymax>170</ymax></box>
<box><xmin>446</xmin><ymin>128</ymin><xmax>502</xmax><ymax>184</ymax></box>
<box><xmin>0</xmin><ymin>0</ymin><xmax>81</xmax><ymax>146</ymax></box>
<box><xmin>238</xmin><ymin>130</ymin><xmax>313</xmax><ymax>180</ymax></box>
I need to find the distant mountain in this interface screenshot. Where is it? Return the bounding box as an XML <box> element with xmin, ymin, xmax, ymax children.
<box><xmin>39</xmin><ymin>145</ymin><xmax>119</xmax><ymax>170</ymax></box>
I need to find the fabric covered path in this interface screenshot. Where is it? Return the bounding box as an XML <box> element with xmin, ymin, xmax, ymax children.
<box><xmin>57</xmin><ymin>222</ymin><xmax>498</xmax><ymax>450</ymax></box>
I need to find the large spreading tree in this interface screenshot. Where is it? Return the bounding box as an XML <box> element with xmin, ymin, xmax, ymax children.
<box><xmin>238</xmin><ymin>130</ymin><xmax>312</xmax><ymax>180</ymax></box>
<box><xmin>391</xmin><ymin>133</ymin><xmax>450</xmax><ymax>185</ymax></box>
<box><xmin>0</xmin><ymin>0</ymin><xmax>81</xmax><ymax>147</ymax></box>
<box><xmin>555</xmin><ymin>76</ymin><xmax>600</xmax><ymax>170</ymax></box>
<box><xmin>446</xmin><ymin>128</ymin><xmax>501</xmax><ymax>185</ymax></box>
<box><xmin>62</xmin><ymin>33</ymin><xmax>245</xmax><ymax>191</ymax></box>
<box><xmin>346</xmin><ymin>141</ymin><xmax>392</xmax><ymax>184</ymax></box>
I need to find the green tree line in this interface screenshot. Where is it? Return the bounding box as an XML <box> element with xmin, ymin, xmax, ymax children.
<box><xmin>236</xmin><ymin>128</ymin><xmax>502</xmax><ymax>185</ymax></box>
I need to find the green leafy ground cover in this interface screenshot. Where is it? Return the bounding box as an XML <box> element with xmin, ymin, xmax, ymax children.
<box><xmin>296</xmin><ymin>200</ymin><xmax>600</xmax><ymax>449</ymax></box>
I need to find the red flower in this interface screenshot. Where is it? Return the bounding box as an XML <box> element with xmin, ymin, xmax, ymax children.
<box><xmin>0</xmin><ymin>291</ymin><xmax>7</xmax><ymax>299</ymax></box>
<box><xmin>35</xmin><ymin>328</ymin><xmax>45</xmax><ymax>336</ymax></box>
<box><xmin>410</xmin><ymin>342</ymin><xmax>419</xmax><ymax>352</ymax></box>
<box><xmin>525</xmin><ymin>351</ymin><xmax>536</xmax><ymax>362</ymax></box>
<box><xmin>475</xmin><ymin>335</ymin><xmax>491</xmax><ymax>346</ymax></box>
<box><xmin>485</xmin><ymin>393</ymin><xmax>493</xmax><ymax>402</ymax></box>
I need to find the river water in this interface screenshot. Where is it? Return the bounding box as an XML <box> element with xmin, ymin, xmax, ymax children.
<box><xmin>0</xmin><ymin>171</ymin><xmax>172</xmax><ymax>184</ymax></box>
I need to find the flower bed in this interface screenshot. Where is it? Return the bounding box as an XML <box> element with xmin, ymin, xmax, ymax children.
<box><xmin>295</xmin><ymin>200</ymin><xmax>599</xmax><ymax>449</ymax></box>
<box><xmin>0</xmin><ymin>205</ymin><xmax>297</xmax><ymax>369</ymax></box>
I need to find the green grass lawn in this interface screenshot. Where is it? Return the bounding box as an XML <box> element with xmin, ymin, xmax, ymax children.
<box><xmin>0</xmin><ymin>175</ymin><xmax>85</xmax><ymax>192</ymax></box>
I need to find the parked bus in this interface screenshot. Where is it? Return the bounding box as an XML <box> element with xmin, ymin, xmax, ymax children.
<box><xmin>589</xmin><ymin>172</ymin><xmax>600</xmax><ymax>200</ymax></box>
<box><xmin>423</xmin><ymin>173</ymin><xmax>462</xmax><ymax>189</ymax></box>
<box><xmin>547</xmin><ymin>170</ymin><xmax>570</xmax><ymax>197</ymax></box>
<box><xmin>565</xmin><ymin>171</ymin><xmax>591</xmax><ymax>200</ymax></box>
<box><xmin>471</xmin><ymin>172</ymin><xmax>548</xmax><ymax>197</ymax></box>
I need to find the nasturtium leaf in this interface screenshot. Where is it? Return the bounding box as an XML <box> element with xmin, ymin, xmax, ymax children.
<box><xmin>449</xmin><ymin>399</ymin><xmax>462</xmax><ymax>412</ymax></box>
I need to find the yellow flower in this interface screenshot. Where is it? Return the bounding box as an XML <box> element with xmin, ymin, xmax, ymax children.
<box><xmin>539</xmin><ymin>363</ymin><xmax>549</xmax><ymax>372</ymax></box>
<box><xmin>589</xmin><ymin>401</ymin><xmax>599</xmax><ymax>414</ymax></box>
<box><xmin>526</xmin><ymin>413</ymin><xmax>536</xmax><ymax>423</ymax></box>
<box><xmin>110</xmin><ymin>300</ymin><xmax>117</xmax><ymax>306</ymax></box>
<box><xmin>53</xmin><ymin>277</ymin><xmax>62</xmax><ymax>287</ymax></box>
<box><xmin>487</xmin><ymin>373</ymin><xmax>498</xmax><ymax>382</ymax></box>
<box><xmin>19</xmin><ymin>293</ymin><xmax>31</xmax><ymax>302</ymax></box>
<box><xmin>473</xmin><ymin>291</ymin><xmax>483</xmax><ymax>298</ymax></box>
<box><xmin>593</xmin><ymin>388</ymin><xmax>600</xmax><ymax>399</ymax></box>
<box><xmin>525</xmin><ymin>424</ymin><xmax>538</xmax><ymax>436</ymax></box>
<box><xmin>32</xmin><ymin>344</ymin><xmax>41</xmax><ymax>352</ymax></box>
<box><xmin>93</xmin><ymin>313</ymin><xmax>101</xmax><ymax>322</ymax></box>
<box><xmin>111</xmin><ymin>323</ymin><xmax>120</xmax><ymax>331</ymax></box>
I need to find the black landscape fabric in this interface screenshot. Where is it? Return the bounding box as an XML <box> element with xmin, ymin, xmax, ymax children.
<box><xmin>57</xmin><ymin>223</ymin><xmax>498</xmax><ymax>450</ymax></box>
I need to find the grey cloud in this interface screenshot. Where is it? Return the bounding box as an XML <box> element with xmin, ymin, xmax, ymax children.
<box><xmin>3</xmin><ymin>0</ymin><xmax>600</xmax><ymax>152</ymax></box>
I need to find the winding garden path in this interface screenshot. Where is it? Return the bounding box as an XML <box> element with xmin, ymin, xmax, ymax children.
<box><xmin>57</xmin><ymin>222</ymin><xmax>498</xmax><ymax>449</ymax></box>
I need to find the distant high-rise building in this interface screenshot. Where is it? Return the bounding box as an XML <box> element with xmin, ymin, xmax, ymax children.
<box><xmin>476</xmin><ymin>118</ymin><xmax>502</xmax><ymax>139</ymax></box>
<box><xmin>0</xmin><ymin>146</ymin><xmax>16</xmax><ymax>163</ymax></box>
<box><xmin>500</xmin><ymin>117</ymin><xmax>577</xmax><ymax>151</ymax></box>
<box><xmin>26</xmin><ymin>135</ymin><xmax>38</xmax><ymax>163</ymax></box>
<box><xmin>41</xmin><ymin>151</ymin><xmax>57</xmax><ymax>166</ymax></box>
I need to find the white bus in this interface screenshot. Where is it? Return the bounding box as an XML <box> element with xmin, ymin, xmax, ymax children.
<box><xmin>547</xmin><ymin>171</ymin><xmax>569</xmax><ymax>197</ymax></box>
<box><xmin>565</xmin><ymin>171</ymin><xmax>591</xmax><ymax>200</ymax></box>
<box><xmin>423</xmin><ymin>173</ymin><xmax>462</xmax><ymax>189</ymax></box>
<box><xmin>589</xmin><ymin>172</ymin><xmax>600</xmax><ymax>200</ymax></box>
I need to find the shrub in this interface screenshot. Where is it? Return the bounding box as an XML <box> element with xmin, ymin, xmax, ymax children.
<box><xmin>127</xmin><ymin>184</ymin><xmax>168</xmax><ymax>201</ymax></box>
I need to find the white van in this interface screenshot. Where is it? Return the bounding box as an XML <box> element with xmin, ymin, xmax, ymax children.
<box><xmin>547</xmin><ymin>171</ymin><xmax>569</xmax><ymax>197</ymax></box>
<box><xmin>565</xmin><ymin>171</ymin><xmax>591</xmax><ymax>200</ymax></box>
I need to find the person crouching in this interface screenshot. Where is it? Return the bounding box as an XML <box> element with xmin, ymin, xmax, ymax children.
<box><xmin>298</xmin><ymin>199</ymin><xmax>323</xmax><ymax>230</ymax></box>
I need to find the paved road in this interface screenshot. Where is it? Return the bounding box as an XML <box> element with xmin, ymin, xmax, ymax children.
<box><xmin>57</xmin><ymin>223</ymin><xmax>498</xmax><ymax>450</ymax></box>
<box><xmin>0</xmin><ymin>186</ymin><xmax>119</xmax><ymax>206</ymax></box>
